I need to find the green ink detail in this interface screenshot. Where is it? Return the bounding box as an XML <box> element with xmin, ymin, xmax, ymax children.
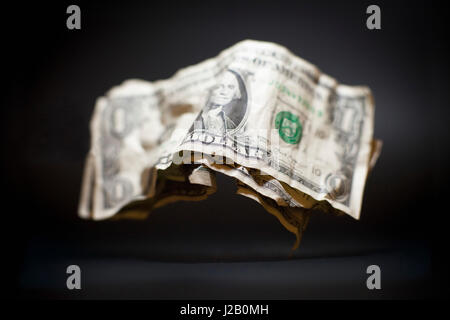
<box><xmin>275</xmin><ymin>111</ymin><xmax>303</xmax><ymax>144</ymax></box>
<box><xmin>269</xmin><ymin>80</ymin><xmax>321</xmax><ymax>118</ymax></box>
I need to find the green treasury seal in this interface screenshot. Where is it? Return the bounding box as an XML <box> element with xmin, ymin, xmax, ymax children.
<box><xmin>274</xmin><ymin>111</ymin><xmax>302</xmax><ymax>144</ymax></box>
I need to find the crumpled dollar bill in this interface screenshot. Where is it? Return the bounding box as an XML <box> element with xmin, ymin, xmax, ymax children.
<box><xmin>78</xmin><ymin>40</ymin><xmax>381</xmax><ymax>249</ymax></box>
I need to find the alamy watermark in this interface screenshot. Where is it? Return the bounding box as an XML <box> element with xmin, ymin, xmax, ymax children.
<box><xmin>366</xmin><ymin>5</ymin><xmax>381</xmax><ymax>30</ymax></box>
<box><xmin>366</xmin><ymin>264</ymin><xmax>381</xmax><ymax>290</ymax></box>
<box><xmin>66</xmin><ymin>5</ymin><xmax>81</xmax><ymax>30</ymax></box>
<box><xmin>66</xmin><ymin>265</ymin><xmax>81</xmax><ymax>290</ymax></box>
<box><xmin>65</xmin><ymin>5</ymin><xmax>381</xmax><ymax>31</ymax></box>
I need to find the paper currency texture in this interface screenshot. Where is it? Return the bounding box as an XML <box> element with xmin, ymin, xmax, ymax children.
<box><xmin>78</xmin><ymin>40</ymin><xmax>381</xmax><ymax>248</ymax></box>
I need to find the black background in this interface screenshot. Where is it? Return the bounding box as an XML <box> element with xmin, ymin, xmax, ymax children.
<box><xmin>4</xmin><ymin>0</ymin><xmax>447</xmax><ymax>299</ymax></box>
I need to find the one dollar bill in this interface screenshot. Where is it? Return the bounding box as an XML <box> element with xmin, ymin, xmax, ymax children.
<box><xmin>78</xmin><ymin>40</ymin><xmax>381</xmax><ymax>245</ymax></box>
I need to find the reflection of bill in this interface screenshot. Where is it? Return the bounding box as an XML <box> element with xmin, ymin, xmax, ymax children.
<box><xmin>192</xmin><ymin>69</ymin><xmax>248</xmax><ymax>136</ymax></box>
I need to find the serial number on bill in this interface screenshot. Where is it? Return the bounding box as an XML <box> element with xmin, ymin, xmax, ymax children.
<box><xmin>180</xmin><ymin>304</ymin><xmax>270</xmax><ymax>317</ymax></box>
